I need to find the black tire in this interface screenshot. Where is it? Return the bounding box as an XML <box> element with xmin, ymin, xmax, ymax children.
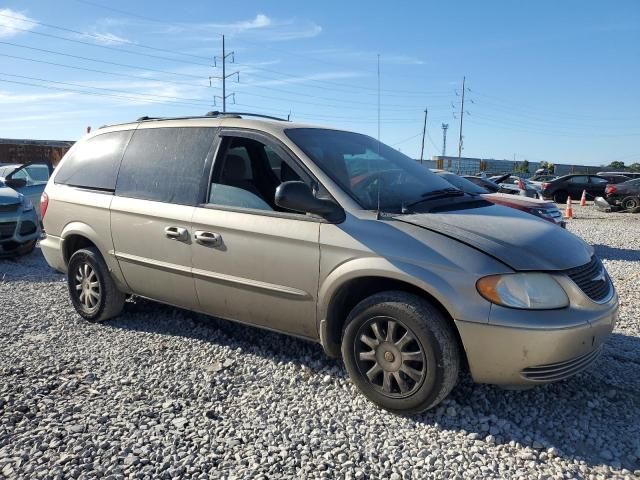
<box><xmin>621</xmin><ymin>196</ymin><xmax>640</xmax><ymax>213</ymax></box>
<box><xmin>341</xmin><ymin>291</ymin><xmax>460</xmax><ymax>414</ymax></box>
<box><xmin>17</xmin><ymin>239</ymin><xmax>36</xmax><ymax>256</ymax></box>
<box><xmin>67</xmin><ymin>247</ymin><xmax>125</xmax><ymax>322</ymax></box>
<box><xmin>553</xmin><ymin>190</ymin><xmax>568</xmax><ymax>204</ymax></box>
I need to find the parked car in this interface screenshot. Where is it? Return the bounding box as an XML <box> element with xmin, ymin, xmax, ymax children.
<box><xmin>40</xmin><ymin>112</ymin><xmax>618</xmax><ymax>413</ymax></box>
<box><xmin>463</xmin><ymin>175</ymin><xmax>502</xmax><ymax>193</ymax></box>
<box><xmin>597</xmin><ymin>171</ymin><xmax>640</xmax><ymax>180</ymax></box>
<box><xmin>0</xmin><ymin>178</ymin><xmax>40</xmax><ymax>256</ymax></box>
<box><xmin>0</xmin><ymin>161</ymin><xmax>52</xmax><ymax>213</ymax></box>
<box><xmin>542</xmin><ymin>174</ymin><xmax>613</xmax><ymax>203</ymax></box>
<box><xmin>433</xmin><ymin>170</ymin><xmax>565</xmax><ymax>227</ymax></box>
<box><xmin>528</xmin><ymin>174</ymin><xmax>558</xmax><ymax>186</ymax></box>
<box><xmin>595</xmin><ymin>178</ymin><xmax>640</xmax><ymax>212</ymax></box>
<box><xmin>489</xmin><ymin>174</ymin><xmax>542</xmax><ymax>199</ymax></box>
<box><xmin>596</xmin><ymin>174</ymin><xmax>631</xmax><ymax>184</ymax></box>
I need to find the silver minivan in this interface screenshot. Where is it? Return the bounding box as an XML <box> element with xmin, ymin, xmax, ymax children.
<box><xmin>40</xmin><ymin>113</ymin><xmax>618</xmax><ymax>413</ymax></box>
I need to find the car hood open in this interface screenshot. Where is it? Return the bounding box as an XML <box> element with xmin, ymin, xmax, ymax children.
<box><xmin>398</xmin><ymin>204</ymin><xmax>592</xmax><ymax>271</ymax></box>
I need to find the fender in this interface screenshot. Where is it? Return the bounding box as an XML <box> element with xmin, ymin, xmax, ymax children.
<box><xmin>317</xmin><ymin>256</ymin><xmax>494</xmax><ymax>356</ymax></box>
<box><xmin>60</xmin><ymin>221</ymin><xmax>131</xmax><ymax>292</ymax></box>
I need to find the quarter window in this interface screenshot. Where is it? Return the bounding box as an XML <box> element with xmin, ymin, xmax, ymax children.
<box><xmin>116</xmin><ymin>127</ymin><xmax>215</xmax><ymax>205</ymax></box>
<box><xmin>55</xmin><ymin>130</ymin><xmax>132</xmax><ymax>191</ymax></box>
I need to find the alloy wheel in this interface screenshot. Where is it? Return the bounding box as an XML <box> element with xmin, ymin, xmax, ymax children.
<box><xmin>354</xmin><ymin>316</ymin><xmax>427</xmax><ymax>398</ymax></box>
<box><xmin>73</xmin><ymin>263</ymin><xmax>101</xmax><ymax>313</ymax></box>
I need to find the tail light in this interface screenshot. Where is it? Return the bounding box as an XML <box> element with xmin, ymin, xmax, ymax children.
<box><xmin>40</xmin><ymin>192</ymin><xmax>49</xmax><ymax>219</ymax></box>
<box><xmin>542</xmin><ymin>182</ymin><xmax>550</xmax><ymax>191</ymax></box>
<box><xmin>605</xmin><ymin>185</ymin><xmax>616</xmax><ymax>195</ymax></box>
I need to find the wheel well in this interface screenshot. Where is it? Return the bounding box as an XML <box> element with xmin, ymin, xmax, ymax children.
<box><xmin>323</xmin><ymin>276</ymin><xmax>466</xmax><ymax>365</ymax></box>
<box><xmin>62</xmin><ymin>234</ymin><xmax>97</xmax><ymax>265</ymax></box>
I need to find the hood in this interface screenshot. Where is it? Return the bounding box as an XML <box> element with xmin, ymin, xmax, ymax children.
<box><xmin>483</xmin><ymin>193</ymin><xmax>554</xmax><ymax>208</ymax></box>
<box><xmin>0</xmin><ymin>185</ymin><xmax>22</xmax><ymax>204</ymax></box>
<box><xmin>398</xmin><ymin>204</ymin><xmax>592</xmax><ymax>271</ymax></box>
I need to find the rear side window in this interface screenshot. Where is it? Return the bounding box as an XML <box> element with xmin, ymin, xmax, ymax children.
<box><xmin>55</xmin><ymin>130</ymin><xmax>132</xmax><ymax>191</ymax></box>
<box><xmin>116</xmin><ymin>127</ymin><xmax>215</xmax><ymax>205</ymax></box>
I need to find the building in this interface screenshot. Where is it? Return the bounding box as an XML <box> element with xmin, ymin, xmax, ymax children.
<box><xmin>0</xmin><ymin>138</ymin><xmax>74</xmax><ymax>167</ymax></box>
<box><xmin>431</xmin><ymin>155</ymin><xmax>602</xmax><ymax>177</ymax></box>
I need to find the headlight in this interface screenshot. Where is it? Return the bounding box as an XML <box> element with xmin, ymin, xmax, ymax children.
<box><xmin>476</xmin><ymin>273</ymin><xmax>569</xmax><ymax>309</ymax></box>
<box><xmin>21</xmin><ymin>197</ymin><xmax>34</xmax><ymax>212</ymax></box>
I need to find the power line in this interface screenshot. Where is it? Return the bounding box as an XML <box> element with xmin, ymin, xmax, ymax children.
<box><xmin>0</xmin><ymin>72</ymin><xmax>213</xmax><ymax>106</ymax></box>
<box><xmin>0</xmin><ymin>73</ymin><xmax>422</xmax><ymax>124</ymax></box>
<box><xmin>0</xmin><ymin>41</ymin><xmax>205</xmax><ymax>79</ymax></box>
<box><xmin>0</xmin><ymin>12</ymin><xmax>213</xmax><ymax>66</ymax></box>
<box><xmin>0</xmin><ymin>77</ymin><xmax>208</xmax><ymax>109</ymax></box>
<box><xmin>0</xmin><ymin>52</ymin><xmax>208</xmax><ymax>89</ymax></box>
<box><xmin>390</xmin><ymin>132</ymin><xmax>423</xmax><ymax>147</ymax></box>
<box><xmin>0</xmin><ymin>52</ymin><xmax>447</xmax><ymax>113</ymax></box>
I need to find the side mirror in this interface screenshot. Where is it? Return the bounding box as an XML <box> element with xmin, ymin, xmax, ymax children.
<box><xmin>275</xmin><ymin>181</ymin><xmax>344</xmax><ymax>222</ymax></box>
<box><xmin>5</xmin><ymin>177</ymin><xmax>27</xmax><ymax>189</ymax></box>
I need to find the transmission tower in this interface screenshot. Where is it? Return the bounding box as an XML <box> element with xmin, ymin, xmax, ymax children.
<box><xmin>441</xmin><ymin>123</ymin><xmax>449</xmax><ymax>156</ymax></box>
<box><xmin>209</xmin><ymin>35</ymin><xmax>239</xmax><ymax>112</ymax></box>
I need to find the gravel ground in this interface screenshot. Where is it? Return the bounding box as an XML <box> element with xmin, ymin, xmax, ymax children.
<box><xmin>1</xmin><ymin>204</ymin><xmax>639</xmax><ymax>479</ymax></box>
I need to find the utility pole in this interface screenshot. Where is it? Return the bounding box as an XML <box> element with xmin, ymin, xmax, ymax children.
<box><xmin>209</xmin><ymin>35</ymin><xmax>239</xmax><ymax>112</ymax></box>
<box><xmin>420</xmin><ymin>107</ymin><xmax>428</xmax><ymax>164</ymax></box>
<box><xmin>441</xmin><ymin>123</ymin><xmax>449</xmax><ymax>157</ymax></box>
<box><xmin>377</xmin><ymin>53</ymin><xmax>381</xmax><ymax>141</ymax></box>
<box><xmin>457</xmin><ymin>76</ymin><xmax>466</xmax><ymax>173</ymax></box>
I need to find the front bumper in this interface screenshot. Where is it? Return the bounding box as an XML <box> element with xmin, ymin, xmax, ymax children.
<box><xmin>455</xmin><ymin>298</ymin><xmax>618</xmax><ymax>385</ymax></box>
<box><xmin>0</xmin><ymin>207</ymin><xmax>40</xmax><ymax>257</ymax></box>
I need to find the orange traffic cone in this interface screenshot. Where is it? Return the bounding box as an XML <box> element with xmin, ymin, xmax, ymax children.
<box><xmin>565</xmin><ymin>196</ymin><xmax>573</xmax><ymax>219</ymax></box>
<box><xmin>580</xmin><ymin>190</ymin><xmax>587</xmax><ymax>207</ymax></box>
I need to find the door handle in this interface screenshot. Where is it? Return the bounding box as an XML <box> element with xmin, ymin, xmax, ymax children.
<box><xmin>164</xmin><ymin>226</ymin><xmax>189</xmax><ymax>241</ymax></box>
<box><xmin>194</xmin><ymin>230</ymin><xmax>222</xmax><ymax>247</ymax></box>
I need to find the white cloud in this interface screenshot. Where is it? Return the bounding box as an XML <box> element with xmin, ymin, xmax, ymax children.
<box><xmin>86</xmin><ymin>31</ymin><xmax>129</xmax><ymax>45</ymax></box>
<box><xmin>166</xmin><ymin>14</ymin><xmax>322</xmax><ymax>42</ymax></box>
<box><xmin>0</xmin><ymin>8</ymin><xmax>36</xmax><ymax>38</ymax></box>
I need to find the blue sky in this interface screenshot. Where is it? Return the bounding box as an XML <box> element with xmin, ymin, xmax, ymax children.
<box><xmin>0</xmin><ymin>0</ymin><xmax>638</xmax><ymax>166</ymax></box>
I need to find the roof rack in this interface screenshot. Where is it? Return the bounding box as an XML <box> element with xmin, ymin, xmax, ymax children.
<box><xmin>100</xmin><ymin>111</ymin><xmax>289</xmax><ymax>130</ymax></box>
<box><xmin>205</xmin><ymin>111</ymin><xmax>289</xmax><ymax>122</ymax></box>
<box><xmin>136</xmin><ymin>116</ymin><xmax>164</xmax><ymax>121</ymax></box>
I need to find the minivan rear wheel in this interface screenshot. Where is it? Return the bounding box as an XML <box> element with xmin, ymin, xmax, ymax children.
<box><xmin>341</xmin><ymin>291</ymin><xmax>460</xmax><ymax>414</ymax></box>
<box><xmin>67</xmin><ymin>247</ymin><xmax>125</xmax><ymax>322</ymax></box>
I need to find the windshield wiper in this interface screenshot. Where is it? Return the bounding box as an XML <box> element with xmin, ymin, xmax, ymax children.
<box><xmin>403</xmin><ymin>188</ymin><xmax>465</xmax><ymax>210</ymax></box>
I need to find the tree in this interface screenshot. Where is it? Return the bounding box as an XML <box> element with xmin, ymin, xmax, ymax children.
<box><xmin>538</xmin><ymin>161</ymin><xmax>555</xmax><ymax>174</ymax></box>
<box><xmin>513</xmin><ymin>159</ymin><xmax>530</xmax><ymax>173</ymax></box>
<box><xmin>608</xmin><ymin>161</ymin><xmax>626</xmax><ymax>170</ymax></box>
<box><xmin>628</xmin><ymin>163</ymin><xmax>640</xmax><ymax>173</ymax></box>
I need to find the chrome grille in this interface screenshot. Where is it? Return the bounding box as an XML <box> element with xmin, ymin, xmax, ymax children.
<box><xmin>0</xmin><ymin>203</ymin><xmax>19</xmax><ymax>213</ymax></box>
<box><xmin>0</xmin><ymin>221</ymin><xmax>17</xmax><ymax>239</ymax></box>
<box><xmin>565</xmin><ymin>256</ymin><xmax>611</xmax><ymax>302</ymax></box>
<box><xmin>521</xmin><ymin>347</ymin><xmax>602</xmax><ymax>382</ymax></box>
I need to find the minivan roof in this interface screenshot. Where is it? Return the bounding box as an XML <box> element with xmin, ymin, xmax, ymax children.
<box><xmin>98</xmin><ymin>111</ymin><xmax>324</xmax><ymax>133</ymax></box>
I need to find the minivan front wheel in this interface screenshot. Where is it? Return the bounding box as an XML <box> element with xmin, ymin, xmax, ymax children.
<box><xmin>341</xmin><ymin>291</ymin><xmax>460</xmax><ymax>414</ymax></box>
<box><xmin>67</xmin><ymin>247</ymin><xmax>125</xmax><ymax>322</ymax></box>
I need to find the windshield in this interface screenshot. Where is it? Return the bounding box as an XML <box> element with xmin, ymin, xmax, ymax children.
<box><xmin>437</xmin><ymin>172</ymin><xmax>488</xmax><ymax>194</ymax></box>
<box><xmin>285</xmin><ymin>128</ymin><xmax>457</xmax><ymax>211</ymax></box>
<box><xmin>25</xmin><ymin>164</ymin><xmax>50</xmax><ymax>183</ymax></box>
